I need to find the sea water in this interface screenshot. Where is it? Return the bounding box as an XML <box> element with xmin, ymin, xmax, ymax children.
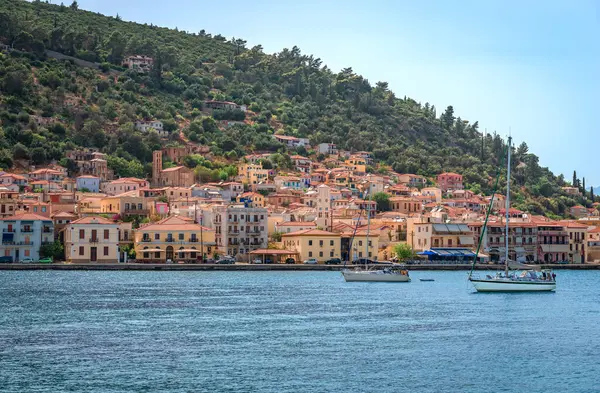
<box><xmin>1</xmin><ymin>270</ymin><xmax>599</xmax><ymax>392</ymax></box>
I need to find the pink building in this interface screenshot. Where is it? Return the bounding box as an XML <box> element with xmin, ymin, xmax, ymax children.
<box><xmin>437</xmin><ymin>172</ymin><xmax>463</xmax><ymax>192</ymax></box>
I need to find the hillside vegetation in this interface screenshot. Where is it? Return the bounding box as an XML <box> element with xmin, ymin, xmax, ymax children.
<box><xmin>0</xmin><ymin>0</ymin><xmax>593</xmax><ymax>217</ymax></box>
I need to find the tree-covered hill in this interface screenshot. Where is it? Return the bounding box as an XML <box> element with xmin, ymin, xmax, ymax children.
<box><xmin>0</xmin><ymin>0</ymin><xmax>593</xmax><ymax>217</ymax></box>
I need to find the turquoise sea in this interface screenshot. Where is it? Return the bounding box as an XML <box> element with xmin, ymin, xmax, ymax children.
<box><xmin>1</xmin><ymin>270</ymin><xmax>599</xmax><ymax>392</ymax></box>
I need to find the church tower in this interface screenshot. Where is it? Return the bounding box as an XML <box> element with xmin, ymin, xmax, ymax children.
<box><xmin>315</xmin><ymin>184</ymin><xmax>332</xmax><ymax>231</ymax></box>
<box><xmin>152</xmin><ymin>150</ymin><xmax>162</xmax><ymax>186</ymax></box>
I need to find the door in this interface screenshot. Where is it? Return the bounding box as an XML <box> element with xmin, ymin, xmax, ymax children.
<box><xmin>90</xmin><ymin>247</ymin><xmax>97</xmax><ymax>262</ymax></box>
<box><xmin>166</xmin><ymin>246</ymin><xmax>174</xmax><ymax>261</ymax></box>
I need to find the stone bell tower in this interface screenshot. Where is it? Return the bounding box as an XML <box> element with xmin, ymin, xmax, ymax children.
<box><xmin>152</xmin><ymin>150</ymin><xmax>162</xmax><ymax>186</ymax></box>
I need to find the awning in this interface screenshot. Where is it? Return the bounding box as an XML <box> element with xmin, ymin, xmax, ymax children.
<box><xmin>143</xmin><ymin>248</ymin><xmax>164</xmax><ymax>252</ymax></box>
<box><xmin>417</xmin><ymin>250</ymin><xmax>436</xmax><ymax>256</ymax></box>
<box><xmin>515</xmin><ymin>247</ymin><xmax>526</xmax><ymax>253</ymax></box>
<box><xmin>428</xmin><ymin>248</ymin><xmax>476</xmax><ymax>257</ymax></box>
<box><xmin>177</xmin><ymin>249</ymin><xmax>200</xmax><ymax>252</ymax></box>
<box><xmin>459</xmin><ymin>236</ymin><xmax>474</xmax><ymax>245</ymax></box>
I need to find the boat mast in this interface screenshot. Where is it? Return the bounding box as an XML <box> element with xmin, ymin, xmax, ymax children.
<box><xmin>366</xmin><ymin>192</ymin><xmax>370</xmax><ymax>268</ymax></box>
<box><xmin>505</xmin><ymin>136</ymin><xmax>512</xmax><ymax>276</ymax></box>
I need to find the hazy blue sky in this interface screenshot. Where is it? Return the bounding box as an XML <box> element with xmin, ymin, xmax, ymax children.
<box><xmin>73</xmin><ymin>0</ymin><xmax>600</xmax><ymax>184</ymax></box>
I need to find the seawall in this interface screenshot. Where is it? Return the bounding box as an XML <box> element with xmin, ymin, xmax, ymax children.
<box><xmin>1</xmin><ymin>263</ymin><xmax>599</xmax><ymax>271</ymax></box>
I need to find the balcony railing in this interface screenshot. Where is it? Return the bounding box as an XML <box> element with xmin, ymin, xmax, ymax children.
<box><xmin>141</xmin><ymin>238</ymin><xmax>152</xmax><ymax>242</ymax></box>
<box><xmin>43</xmin><ymin>228</ymin><xmax>52</xmax><ymax>233</ymax></box>
<box><xmin>21</xmin><ymin>229</ymin><xmax>33</xmax><ymax>233</ymax></box>
<box><xmin>189</xmin><ymin>238</ymin><xmax>199</xmax><ymax>242</ymax></box>
<box><xmin>89</xmin><ymin>238</ymin><xmax>99</xmax><ymax>243</ymax></box>
<box><xmin>2</xmin><ymin>229</ymin><xmax>14</xmax><ymax>233</ymax></box>
<box><xmin>166</xmin><ymin>238</ymin><xmax>175</xmax><ymax>243</ymax></box>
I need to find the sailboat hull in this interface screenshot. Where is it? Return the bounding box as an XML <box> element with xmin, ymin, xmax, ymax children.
<box><xmin>470</xmin><ymin>279</ymin><xmax>556</xmax><ymax>292</ymax></box>
<box><xmin>342</xmin><ymin>271</ymin><xmax>411</xmax><ymax>282</ymax></box>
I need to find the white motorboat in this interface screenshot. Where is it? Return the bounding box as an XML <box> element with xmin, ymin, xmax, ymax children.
<box><xmin>468</xmin><ymin>136</ymin><xmax>556</xmax><ymax>292</ymax></box>
<box><xmin>342</xmin><ymin>267</ymin><xmax>411</xmax><ymax>282</ymax></box>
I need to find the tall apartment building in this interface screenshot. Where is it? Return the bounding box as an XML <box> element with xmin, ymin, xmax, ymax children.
<box><xmin>213</xmin><ymin>205</ymin><xmax>268</xmax><ymax>259</ymax></box>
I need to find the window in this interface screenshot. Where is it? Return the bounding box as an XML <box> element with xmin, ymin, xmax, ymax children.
<box><xmin>79</xmin><ymin>229</ymin><xmax>85</xmax><ymax>239</ymax></box>
<box><xmin>330</xmin><ymin>251</ymin><xmax>334</xmax><ymax>257</ymax></box>
<box><xmin>155</xmin><ymin>233</ymin><xmax>160</xmax><ymax>240</ymax></box>
<box><xmin>309</xmin><ymin>240</ymin><xmax>313</xmax><ymax>246</ymax></box>
<box><xmin>319</xmin><ymin>240</ymin><xmax>323</xmax><ymax>246</ymax></box>
<box><xmin>104</xmin><ymin>247</ymin><xmax>109</xmax><ymax>256</ymax></box>
<box><xmin>330</xmin><ymin>240</ymin><xmax>334</xmax><ymax>246</ymax></box>
<box><xmin>24</xmin><ymin>250</ymin><xmax>30</xmax><ymax>257</ymax></box>
<box><xmin>309</xmin><ymin>251</ymin><xmax>313</xmax><ymax>257</ymax></box>
<box><xmin>319</xmin><ymin>251</ymin><xmax>323</xmax><ymax>257</ymax></box>
<box><xmin>79</xmin><ymin>246</ymin><xmax>84</xmax><ymax>256</ymax></box>
<box><xmin>104</xmin><ymin>229</ymin><xmax>109</xmax><ymax>239</ymax></box>
<box><xmin>179</xmin><ymin>233</ymin><xmax>184</xmax><ymax>240</ymax></box>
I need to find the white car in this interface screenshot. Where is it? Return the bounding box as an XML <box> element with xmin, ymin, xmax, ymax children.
<box><xmin>303</xmin><ymin>258</ymin><xmax>318</xmax><ymax>265</ymax></box>
<box><xmin>252</xmin><ymin>258</ymin><xmax>263</xmax><ymax>264</ymax></box>
<box><xmin>20</xmin><ymin>258</ymin><xmax>35</xmax><ymax>264</ymax></box>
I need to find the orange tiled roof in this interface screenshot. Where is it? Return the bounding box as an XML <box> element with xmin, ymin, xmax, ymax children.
<box><xmin>281</xmin><ymin>229</ymin><xmax>340</xmax><ymax>237</ymax></box>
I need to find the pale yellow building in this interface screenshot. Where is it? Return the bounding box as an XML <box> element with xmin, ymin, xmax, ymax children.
<box><xmin>345</xmin><ymin>156</ymin><xmax>367</xmax><ymax>173</ymax></box>
<box><xmin>134</xmin><ymin>215</ymin><xmax>216</xmax><ymax>262</ymax></box>
<box><xmin>340</xmin><ymin>229</ymin><xmax>380</xmax><ymax>261</ymax></box>
<box><xmin>100</xmin><ymin>191</ymin><xmax>150</xmax><ymax>216</ymax></box>
<box><xmin>65</xmin><ymin>216</ymin><xmax>121</xmax><ymax>262</ymax></box>
<box><xmin>238</xmin><ymin>163</ymin><xmax>269</xmax><ymax>185</ymax></box>
<box><xmin>407</xmin><ymin>221</ymin><xmax>474</xmax><ymax>251</ymax></box>
<box><xmin>164</xmin><ymin>187</ymin><xmax>192</xmax><ymax>201</ymax></box>
<box><xmin>282</xmin><ymin>229</ymin><xmax>341</xmax><ymax>263</ymax></box>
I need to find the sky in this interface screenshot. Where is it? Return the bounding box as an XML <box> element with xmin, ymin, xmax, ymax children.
<box><xmin>71</xmin><ymin>0</ymin><xmax>600</xmax><ymax>184</ymax></box>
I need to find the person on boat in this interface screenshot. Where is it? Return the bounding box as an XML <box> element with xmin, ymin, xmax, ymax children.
<box><xmin>552</xmin><ymin>272</ymin><xmax>556</xmax><ymax>281</ymax></box>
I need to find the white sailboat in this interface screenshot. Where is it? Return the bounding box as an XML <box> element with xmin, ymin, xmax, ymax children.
<box><xmin>342</xmin><ymin>193</ymin><xmax>411</xmax><ymax>283</ymax></box>
<box><xmin>468</xmin><ymin>136</ymin><xmax>556</xmax><ymax>292</ymax></box>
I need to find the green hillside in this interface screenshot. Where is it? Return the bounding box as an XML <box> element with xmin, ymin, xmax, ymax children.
<box><xmin>0</xmin><ymin>0</ymin><xmax>593</xmax><ymax>217</ymax></box>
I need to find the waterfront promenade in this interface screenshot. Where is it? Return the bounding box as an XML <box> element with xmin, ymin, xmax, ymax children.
<box><xmin>1</xmin><ymin>262</ymin><xmax>599</xmax><ymax>271</ymax></box>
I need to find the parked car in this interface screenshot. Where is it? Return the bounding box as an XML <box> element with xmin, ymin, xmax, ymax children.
<box><xmin>19</xmin><ymin>257</ymin><xmax>35</xmax><ymax>264</ymax></box>
<box><xmin>217</xmin><ymin>256</ymin><xmax>235</xmax><ymax>264</ymax></box>
<box><xmin>285</xmin><ymin>258</ymin><xmax>296</xmax><ymax>264</ymax></box>
<box><xmin>39</xmin><ymin>257</ymin><xmax>53</xmax><ymax>264</ymax></box>
<box><xmin>166</xmin><ymin>259</ymin><xmax>173</xmax><ymax>264</ymax></box>
<box><xmin>252</xmin><ymin>258</ymin><xmax>263</xmax><ymax>264</ymax></box>
<box><xmin>0</xmin><ymin>256</ymin><xmax>13</xmax><ymax>263</ymax></box>
<box><xmin>325</xmin><ymin>258</ymin><xmax>341</xmax><ymax>265</ymax></box>
<box><xmin>303</xmin><ymin>258</ymin><xmax>318</xmax><ymax>265</ymax></box>
<box><xmin>352</xmin><ymin>258</ymin><xmax>374</xmax><ymax>265</ymax></box>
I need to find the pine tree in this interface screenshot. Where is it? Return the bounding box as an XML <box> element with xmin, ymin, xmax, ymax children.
<box><xmin>573</xmin><ymin>170</ymin><xmax>577</xmax><ymax>187</ymax></box>
<box><xmin>591</xmin><ymin>186</ymin><xmax>594</xmax><ymax>202</ymax></box>
<box><xmin>582</xmin><ymin>177</ymin><xmax>586</xmax><ymax>194</ymax></box>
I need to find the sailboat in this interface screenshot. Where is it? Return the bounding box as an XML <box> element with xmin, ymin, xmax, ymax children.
<box><xmin>342</xmin><ymin>193</ymin><xmax>411</xmax><ymax>283</ymax></box>
<box><xmin>468</xmin><ymin>136</ymin><xmax>556</xmax><ymax>292</ymax></box>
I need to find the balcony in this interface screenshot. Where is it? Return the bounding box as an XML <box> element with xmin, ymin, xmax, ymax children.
<box><xmin>166</xmin><ymin>238</ymin><xmax>175</xmax><ymax>243</ymax></box>
<box><xmin>538</xmin><ymin>230</ymin><xmax>568</xmax><ymax>236</ymax></box>
<box><xmin>189</xmin><ymin>238</ymin><xmax>199</xmax><ymax>243</ymax></box>
<box><xmin>141</xmin><ymin>238</ymin><xmax>152</xmax><ymax>243</ymax></box>
<box><xmin>21</xmin><ymin>229</ymin><xmax>33</xmax><ymax>233</ymax></box>
<box><xmin>2</xmin><ymin>229</ymin><xmax>14</xmax><ymax>233</ymax></box>
<box><xmin>229</xmin><ymin>231</ymin><xmax>240</xmax><ymax>236</ymax></box>
<box><xmin>43</xmin><ymin>228</ymin><xmax>52</xmax><ymax>233</ymax></box>
<box><xmin>89</xmin><ymin>238</ymin><xmax>99</xmax><ymax>243</ymax></box>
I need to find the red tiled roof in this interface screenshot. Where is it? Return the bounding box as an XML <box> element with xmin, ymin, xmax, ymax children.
<box><xmin>281</xmin><ymin>229</ymin><xmax>340</xmax><ymax>237</ymax></box>
<box><xmin>70</xmin><ymin>216</ymin><xmax>116</xmax><ymax>225</ymax></box>
<box><xmin>137</xmin><ymin>215</ymin><xmax>212</xmax><ymax>232</ymax></box>
<box><xmin>277</xmin><ymin>221</ymin><xmax>316</xmax><ymax>227</ymax></box>
<box><xmin>0</xmin><ymin>213</ymin><xmax>52</xmax><ymax>221</ymax></box>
